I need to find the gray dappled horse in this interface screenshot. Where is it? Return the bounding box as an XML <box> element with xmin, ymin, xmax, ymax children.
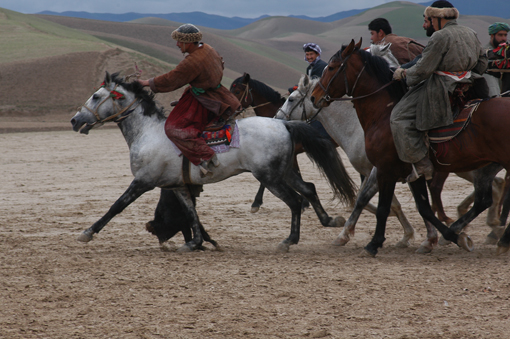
<box><xmin>70</xmin><ymin>72</ymin><xmax>356</xmax><ymax>252</ymax></box>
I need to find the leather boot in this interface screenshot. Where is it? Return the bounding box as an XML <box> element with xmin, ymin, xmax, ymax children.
<box><xmin>406</xmin><ymin>156</ymin><xmax>434</xmax><ymax>182</ymax></box>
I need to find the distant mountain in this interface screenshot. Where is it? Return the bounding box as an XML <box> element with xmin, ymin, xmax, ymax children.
<box><xmin>36</xmin><ymin>11</ymin><xmax>268</xmax><ymax>30</ymax></box>
<box><xmin>289</xmin><ymin>9</ymin><xmax>366</xmax><ymax>22</ymax></box>
<box><xmin>37</xmin><ymin>1</ymin><xmax>510</xmax><ymax>31</ymax></box>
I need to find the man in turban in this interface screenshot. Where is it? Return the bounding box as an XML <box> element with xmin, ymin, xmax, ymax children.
<box><xmin>484</xmin><ymin>22</ymin><xmax>510</xmax><ymax>96</ymax></box>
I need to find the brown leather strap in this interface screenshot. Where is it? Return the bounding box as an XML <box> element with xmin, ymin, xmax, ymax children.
<box><xmin>182</xmin><ymin>156</ymin><xmax>192</xmax><ymax>185</ymax></box>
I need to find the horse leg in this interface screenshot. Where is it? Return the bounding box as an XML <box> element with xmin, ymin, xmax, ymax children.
<box><xmin>391</xmin><ymin>194</ymin><xmax>416</xmax><ymax>248</ymax></box>
<box><xmin>292</xmin><ymin>152</ymin><xmax>310</xmax><ymax>211</ymax></box>
<box><xmin>427</xmin><ymin>172</ymin><xmax>454</xmax><ymax>225</ymax></box>
<box><xmin>456</xmin><ymin>171</ymin><xmax>504</xmax><ymax>227</ymax></box>
<box><xmin>363</xmin><ymin>178</ymin><xmax>396</xmax><ymax>257</ymax></box>
<box><xmin>172</xmin><ymin>186</ymin><xmax>207</xmax><ymax>252</ymax></box>
<box><xmin>498</xmin><ymin>171</ymin><xmax>510</xmax><ymax>225</ymax></box>
<box><xmin>497</xmin><ymin>223</ymin><xmax>510</xmax><ymax>255</ymax></box>
<box><xmin>284</xmin><ymin>170</ymin><xmax>345</xmax><ymax>229</ymax></box>
<box><xmin>416</xmin><ymin>219</ymin><xmax>439</xmax><ymax>254</ymax></box>
<box><xmin>251</xmin><ymin>184</ymin><xmax>265</xmax><ymax>213</ymax></box>
<box><xmin>407</xmin><ymin>178</ymin><xmax>468</xmax><ymax>250</ymax></box>
<box><xmin>260</xmin><ymin>179</ymin><xmax>303</xmax><ymax>252</ymax></box>
<box><xmin>77</xmin><ymin>179</ymin><xmax>154</xmax><ymax>242</ymax></box>
<box><xmin>334</xmin><ymin>167</ymin><xmax>379</xmax><ymax>246</ymax></box>
<box><xmin>444</xmin><ymin>164</ymin><xmax>502</xmax><ymax>250</ymax></box>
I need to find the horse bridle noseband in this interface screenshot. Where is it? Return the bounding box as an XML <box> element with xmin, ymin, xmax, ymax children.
<box><xmin>237</xmin><ymin>81</ymin><xmax>272</xmax><ymax>110</ymax></box>
<box><xmin>317</xmin><ymin>51</ymin><xmax>395</xmax><ymax>102</ymax></box>
<box><xmin>277</xmin><ymin>85</ymin><xmax>322</xmax><ymax>123</ymax></box>
<box><xmin>81</xmin><ymin>84</ymin><xmax>140</xmax><ymax>126</ymax></box>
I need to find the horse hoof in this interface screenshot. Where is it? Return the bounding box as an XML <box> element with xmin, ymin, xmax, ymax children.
<box><xmin>438</xmin><ymin>236</ymin><xmax>452</xmax><ymax>246</ymax></box>
<box><xmin>177</xmin><ymin>244</ymin><xmax>193</xmax><ymax>252</ymax></box>
<box><xmin>496</xmin><ymin>244</ymin><xmax>510</xmax><ymax>255</ymax></box>
<box><xmin>395</xmin><ymin>239</ymin><xmax>411</xmax><ymax>248</ymax></box>
<box><xmin>485</xmin><ymin>234</ymin><xmax>499</xmax><ymax>245</ymax></box>
<box><xmin>277</xmin><ymin>242</ymin><xmax>290</xmax><ymax>253</ymax></box>
<box><xmin>359</xmin><ymin>248</ymin><xmax>376</xmax><ymax>258</ymax></box>
<box><xmin>250</xmin><ymin>206</ymin><xmax>260</xmax><ymax>213</ymax></box>
<box><xmin>458</xmin><ymin>233</ymin><xmax>474</xmax><ymax>252</ymax></box>
<box><xmin>332</xmin><ymin>236</ymin><xmax>349</xmax><ymax>246</ymax></box>
<box><xmin>416</xmin><ymin>245</ymin><xmax>433</xmax><ymax>254</ymax></box>
<box><xmin>327</xmin><ymin>216</ymin><xmax>346</xmax><ymax>228</ymax></box>
<box><xmin>77</xmin><ymin>231</ymin><xmax>93</xmax><ymax>243</ymax></box>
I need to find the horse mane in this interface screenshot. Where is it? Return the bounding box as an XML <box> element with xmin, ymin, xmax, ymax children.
<box><xmin>333</xmin><ymin>46</ymin><xmax>407</xmax><ymax>101</ymax></box>
<box><xmin>232</xmin><ymin>76</ymin><xmax>284</xmax><ymax>105</ymax></box>
<box><xmin>111</xmin><ymin>73</ymin><xmax>166</xmax><ymax>119</ymax></box>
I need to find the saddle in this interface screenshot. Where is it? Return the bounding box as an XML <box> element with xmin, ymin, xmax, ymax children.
<box><xmin>428</xmin><ymin>82</ymin><xmax>488</xmax><ymax>144</ymax></box>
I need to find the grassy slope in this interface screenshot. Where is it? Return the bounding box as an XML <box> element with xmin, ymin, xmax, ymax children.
<box><xmin>0</xmin><ymin>8</ymin><xmax>108</xmax><ymax>63</ymax></box>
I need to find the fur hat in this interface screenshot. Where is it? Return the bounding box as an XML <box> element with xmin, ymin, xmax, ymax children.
<box><xmin>424</xmin><ymin>1</ymin><xmax>459</xmax><ymax>19</ymax></box>
<box><xmin>171</xmin><ymin>24</ymin><xmax>202</xmax><ymax>43</ymax></box>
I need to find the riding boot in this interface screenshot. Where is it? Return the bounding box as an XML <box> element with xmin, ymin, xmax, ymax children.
<box><xmin>199</xmin><ymin>154</ymin><xmax>219</xmax><ymax>177</ymax></box>
<box><xmin>406</xmin><ymin>156</ymin><xmax>434</xmax><ymax>182</ymax></box>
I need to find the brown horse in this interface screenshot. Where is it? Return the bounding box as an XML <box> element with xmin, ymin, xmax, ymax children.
<box><xmin>311</xmin><ymin>39</ymin><xmax>510</xmax><ymax>256</ymax></box>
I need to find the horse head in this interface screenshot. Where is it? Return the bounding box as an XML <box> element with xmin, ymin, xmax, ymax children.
<box><xmin>230</xmin><ymin>72</ymin><xmax>252</xmax><ymax>108</ymax></box>
<box><xmin>311</xmin><ymin>38</ymin><xmax>363</xmax><ymax>108</ymax></box>
<box><xmin>276</xmin><ymin>74</ymin><xmax>319</xmax><ymax>121</ymax></box>
<box><xmin>370</xmin><ymin>43</ymin><xmax>400</xmax><ymax>69</ymax></box>
<box><xmin>71</xmin><ymin>72</ymin><xmax>157</xmax><ymax>135</ymax></box>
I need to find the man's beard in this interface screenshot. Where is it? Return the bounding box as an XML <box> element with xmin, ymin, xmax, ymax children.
<box><xmin>491</xmin><ymin>37</ymin><xmax>506</xmax><ymax>49</ymax></box>
<box><xmin>426</xmin><ymin>25</ymin><xmax>435</xmax><ymax>37</ymax></box>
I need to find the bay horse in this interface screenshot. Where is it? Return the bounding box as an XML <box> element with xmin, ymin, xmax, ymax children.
<box><xmin>276</xmin><ymin>74</ymin><xmax>417</xmax><ymax>250</ymax></box>
<box><xmin>311</xmin><ymin>39</ymin><xmax>510</xmax><ymax>256</ymax></box>
<box><xmin>71</xmin><ymin>72</ymin><xmax>356</xmax><ymax>252</ymax></box>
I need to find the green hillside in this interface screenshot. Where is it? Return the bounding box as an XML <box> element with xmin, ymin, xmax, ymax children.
<box><xmin>0</xmin><ymin>8</ymin><xmax>108</xmax><ymax>63</ymax></box>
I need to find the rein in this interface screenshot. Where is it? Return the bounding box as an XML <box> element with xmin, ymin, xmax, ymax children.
<box><xmin>317</xmin><ymin>52</ymin><xmax>395</xmax><ymax>102</ymax></box>
<box><xmin>82</xmin><ymin>84</ymin><xmax>140</xmax><ymax>126</ymax></box>
<box><xmin>239</xmin><ymin>81</ymin><xmax>274</xmax><ymax>110</ymax></box>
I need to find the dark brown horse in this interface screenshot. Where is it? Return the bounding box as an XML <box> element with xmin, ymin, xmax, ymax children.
<box><xmin>230</xmin><ymin>73</ymin><xmax>311</xmax><ymax>213</ymax></box>
<box><xmin>311</xmin><ymin>39</ymin><xmax>510</xmax><ymax>256</ymax></box>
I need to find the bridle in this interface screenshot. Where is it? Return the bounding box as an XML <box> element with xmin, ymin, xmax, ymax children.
<box><xmin>316</xmin><ymin>50</ymin><xmax>395</xmax><ymax>102</ymax></box>
<box><xmin>236</xmin><ymin>81</ymin><xmax>272</xmax><ymax>110</ymax></box>
<box><xmin>277</xmin><ymin>84</ymin><xmax>322</xmax><ymax>123</ymax></box>
<box><xmin>81</xmin><ymin>83</ymin><xmax>140</xmax><ymax>127</ymax></box>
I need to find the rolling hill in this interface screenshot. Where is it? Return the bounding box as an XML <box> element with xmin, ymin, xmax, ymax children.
<box><xmin>1</xmin><ymin>1</ymin><xmax>510</xmax><ymax>132</ymax></box>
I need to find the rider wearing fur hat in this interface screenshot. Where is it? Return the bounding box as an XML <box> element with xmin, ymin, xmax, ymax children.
<box><xmin>138</xmin><ymin>24</ymin><xmax>241</xmax><ymax>176</ymax></box>
<box><xmin>390</xmin><ymin>1</ymin><xmax>488</xmax><ymax>182</ymax></box>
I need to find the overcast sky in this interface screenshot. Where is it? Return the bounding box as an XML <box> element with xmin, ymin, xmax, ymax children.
<box><xmin>2</xmin><ymin>0</ymin><xmax>426</xmax><ymax>18</ymax></box>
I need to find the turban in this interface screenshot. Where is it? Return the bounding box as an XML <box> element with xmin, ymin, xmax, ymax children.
<box><xmin>488</xmin><ymin>22</ymin><xmax>510</xmax><ymax>35</ymax></box>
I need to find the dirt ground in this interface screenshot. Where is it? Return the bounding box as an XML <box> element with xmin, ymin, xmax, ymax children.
<box><xmin>1</xmin><ymin>124</ymin><xmax>510</xmax><ymax>339</ymax></box>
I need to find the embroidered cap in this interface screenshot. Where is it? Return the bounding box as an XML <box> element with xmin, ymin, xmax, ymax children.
<box><xmin>171</xmin><ymin>23</ymin><xmax>202</xmax><ymax>43</ymax></box>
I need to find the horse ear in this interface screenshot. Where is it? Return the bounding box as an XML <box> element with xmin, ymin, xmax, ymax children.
<box><xmin>303</xmin><ymin>75</ymin><xmax>309</xmax><ymax>87</ymax></box>
<box><xmin>104</xmin><ymin>71</ymin><xmax>111</xmax><ymax>85</ymax></box>
<box><xmin>381</xmin><ymin>43</ymin><xmax>392</xmax><ymax>52</ymax></box>
<box><xmin>343</xmin><ymin>39</ymin><xmax>356</xmax><ymax>57</ymax></box>
<box><xmin>355</xmin><ymin>38</ymin><xmax>362</xmax><ymax>50</ymax></box>
<box><xmin>242</xmin><ymin>72</ymin><xmax>250</xmax><ymax>84</ymax></box>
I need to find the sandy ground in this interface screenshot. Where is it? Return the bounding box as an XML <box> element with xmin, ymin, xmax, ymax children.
<box><xmin>1</xmin><ymin>126</ymin><xmax>510</xmax><ymax>339</ymax></box>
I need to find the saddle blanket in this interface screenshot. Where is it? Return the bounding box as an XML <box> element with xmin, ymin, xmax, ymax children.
<box><xmin>428</xmin><ymin>99</ymin><xmax>483</xmax><ymax>144</ymax></box>
<box><xmin>171</xmin><ymin>120</ymin><xmax>240</xmax><ymax>155</ymax></box>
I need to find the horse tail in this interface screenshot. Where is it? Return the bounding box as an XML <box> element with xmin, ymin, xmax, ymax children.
<box><xmin>283</xmin><ymin>121</ymin><xmax>357</xmax><ymax>205</ymax></box>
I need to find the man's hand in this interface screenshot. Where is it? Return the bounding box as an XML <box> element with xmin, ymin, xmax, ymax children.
<box><xmin>393</xmin><ymin>68</ymin><xmax>406</xmax><ymax>80</ymax></box>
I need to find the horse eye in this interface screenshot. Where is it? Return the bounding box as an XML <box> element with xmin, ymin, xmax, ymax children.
<box><xmin>93</xmin><ymin>94</ymin><xmax>101</xmax><ymax>100</ymax></box>
<box><xmin>328</xmin><ymin>66</ymin><xmax>335</xmax><ymax>71</ymax></box>
<box><xmin>289</xmin><ymin>98</ymin><xmax>294</xmax><ymax>102</ymax></box>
